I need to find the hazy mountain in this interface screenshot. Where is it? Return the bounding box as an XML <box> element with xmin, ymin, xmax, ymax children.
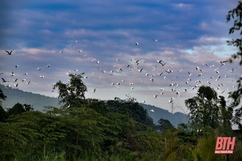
<box><xmin>0</xmin><ymin>85</ymin><xmax>188</xmax><ymax>126</ymax></box>
<box><xmin>140</xmin><ymin>103</ymin><xmax>188</xmax><ymax>127</ymax></box>
<box><xmin>0</xmin><ymin>85</ymin><xmax>60</xmax><ymax>111</ymax></box>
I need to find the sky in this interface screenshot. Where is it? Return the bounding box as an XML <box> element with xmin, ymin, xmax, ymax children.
<box><xmin>0</xmin><ymin>0</ymin><xmax>241</xmax><ymax>113</ymax></box>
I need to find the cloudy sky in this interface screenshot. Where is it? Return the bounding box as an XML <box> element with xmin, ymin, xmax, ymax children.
<box><xmin>0</xmin><ymin>0</ymin><xmax>241</xmax><ymax>113</ymax></box>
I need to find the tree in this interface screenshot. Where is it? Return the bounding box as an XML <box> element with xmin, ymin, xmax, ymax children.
<box><xmin>219</xmin><ymin>96</ymin><xmax>233</xmax><ymax>135</ymax></box>
<box><xmin>0</xmin><ymin>88</ymin><xmax>7</xmax><ymax>121</ymax></box>
<box><xmin>193</xmin><ymin>130</ymin><xmax>224</xmax><ymax>161</ymax></box>
<box><xmin>0</xmin><ymin>106</ymin><xmax>8</xmax><ymax>122</ymax></box>
<box><xmin>157</xmin><ymin>118</ymin><xmax>174</xmax><ymax>132</ymax></box>
<box><xmin>8</xmin><ymin>103</ymin><xmax>26</xmax><ymax>116</ymax></box>
<box><xmin>185</xmin><ymin>86</ymin><xmax>220</xmax><ymax>129</ymax></box>
<box><xmin>0</xmin><ymin>88</ymin><xmax>6</xmax><ymax>102</ymax></box>
<box><xmin>226</xmin><ymin>1</ymin><xmax>242</xmax><ymax>130</ymax></box>
<box><xmin>53</xmin><ymin>73</ymin><xmax>87</xmax><ymax>108</ymax></box>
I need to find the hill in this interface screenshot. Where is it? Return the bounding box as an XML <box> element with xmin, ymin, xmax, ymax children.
<box><xmin>140</xmin><ymin>103</ymin><xmax>188</xmax><ymax>127</ymax></box>
<box><xmin>0</xmin><ymin>85</ymin><xmax>60</xmax><ymax>111</ymax></box>
<box><xmin>0</xmin><ymin>85</ymin><xmax>188</xmax><ymax>126</ymax></box>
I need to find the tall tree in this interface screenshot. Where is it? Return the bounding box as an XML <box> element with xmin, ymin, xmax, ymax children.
<box><xmin>0</xmin><ymin>88</ymin><xmax>7</xmax><ymax>122</ymax></box>
<box><xmin>53</xmin><ymin>73</ymin><xmax>87</xmax><ymax>108</ymax></box>
<box><xmin>219</xmin><ymin>96</ymin><xmax>233</xmax><ymax>135</ymax></box>
<box><xmin>185</xmin><ymin>86</ymin><xmax>220</xmax><ymax>129</ymax></box>
<box><xmin>226</xmin><ymin>1</ymin><xmax>242</xmax><ymax>130</ymax></box>
<box><xmin>0</xmin><ymin>88</ymin><xmax>6</xmax><ymax>103</ymax></box>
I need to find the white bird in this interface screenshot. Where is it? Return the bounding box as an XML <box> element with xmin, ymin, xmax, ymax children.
<box><xmin>135</xmin><ymin>42</ymin><xmax>139</xmax><ymax>45</ymax></box>
<box><xmin>168</xmin><ymin>97</ymin><xmax>174</xmax><ymax>103</ymax></box>
<box><xmin>157</xmin><ymin>60</ymin><xmax>162</xmax><ymax>64</ymax></box>
<box><xmin>10</xmin><ymin>72</ymin><xmax>15</xmax><ymax>76</ymax></box>
<box><xmin>46</xmin><ymin>64</ymin><xmax>50</xmax><ymax>68</ymax></box>
<box><xmin>188</xmin><ymin>72</ymin><xmax>192</xmax><ymax>76</ymax></box>
<box><xmin>40</xmin><ymin>75</ymin><xmax>44</xmax><ymax>78</ymax></box>
<box><xmin>150</xmin><ymin>109</ymin><xmax>154</xmax><ymax>112</ymax></box>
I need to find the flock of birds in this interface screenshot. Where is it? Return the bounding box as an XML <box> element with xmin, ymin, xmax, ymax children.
<box><xmin>1</xmin><ymin>39</ymin><xmax>241</xmax><ymax>112</ymax></box>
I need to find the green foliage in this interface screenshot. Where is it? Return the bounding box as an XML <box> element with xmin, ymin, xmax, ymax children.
<box><xmin>0</xmin><ymin>105</ymin><xmax>8</xmax><ymax>122</ymax></box>
<box><xmin>226</xmin><ymin>1</ymin><xmax>242</xmax><ymax>130</ymax></box>
<box><xmin>0</xmin><ymin>87</ymin><xmax>6</xmax><ymax>102</ymax></box>
<box><xmin>157</xmin><ymin>118</ymin><xmax>174</xmax><ymax>132</ymax></box>
<box><xmin>53</xmin><ymin>73</ymin><xmax>87</xmax><ymax>108</ymax></box>
<box><xmin>8</xmin><ymin>103</ymin><xmax>26</xmax><ymax>116</ymax></box>
<box><xmin>193</xmin><ymin>129</ymin><xmax>224</xmax><ymax>161</ymax></box>
<box><xmin>106</xmin><ymin>100</ymin><xmax>154</xmax><ymax>128</ymax></box>
<box><xmin>185</xmin><ymin>86</ymin><xmax>221</xmax><ymax>129</ymax></box>
<box><xmin>133</xmin><ymin>131</ymin><xmax>163</xmax><ymax>160</ymax></box>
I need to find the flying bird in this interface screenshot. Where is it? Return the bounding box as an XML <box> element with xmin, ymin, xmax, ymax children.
<box><xmin>2</xmin><ymin>78</ymin><xmax>7</xmax><ymax>82</ymax></box>
<box><xmin>135</xmin><ymin>42</ymin><xmax>139</xmax><ymax>45</ymax></box>
<box><xmin>6</xmin><ymin>50</ymin><xmax>13</xmax><ymax>55</ymax></box>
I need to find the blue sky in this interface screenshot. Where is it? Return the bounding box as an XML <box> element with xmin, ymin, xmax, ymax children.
<box><xmin>0</xmin><ymin>0</ymin><xmax>241</xmax><ymax>113</ymax></box>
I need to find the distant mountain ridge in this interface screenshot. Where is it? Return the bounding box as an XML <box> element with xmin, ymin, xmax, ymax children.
<box><xmin>0</xmin><ymin>85</ymin><xmax>188</xmax><ymax>126</ymax></box>
<box><xmin>0</xmin><ymin>85</ymin><xmax>60</xmax><ymax>111</ymax></box>
<box><xmin>140</xmin><ymin>103</ymin><xmax>188</xmax><ymax>127</ymax></box>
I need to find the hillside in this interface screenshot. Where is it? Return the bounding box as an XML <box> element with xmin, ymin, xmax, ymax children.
<box><xmin>140</xmin><ymin>103</ymin><xmax>188</xmax><ymax>127</ymax></box>
<box><xmin>0</xmin><ymin>85</ymin><xmax>60</xmax><ymax>111</ymax></box>
<box><xmin>0</xmin><ymin>85</ymin><xmax>188</xmax><ymax>126</ymax></box>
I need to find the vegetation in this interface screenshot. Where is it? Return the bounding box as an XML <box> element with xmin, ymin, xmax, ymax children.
<box><xmin>226</xmin><ymin>1</ymin><xmax>242</xmax><ymax>130</ymax></box>
<box><xmin>0</xmin><ymin>2</ymin><xmax>242</xmax><ymax>161</ymax></box>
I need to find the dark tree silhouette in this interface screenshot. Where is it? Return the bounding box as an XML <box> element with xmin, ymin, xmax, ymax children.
<box><xmin>0</xmin><ymin>88</ymin><xmax>6</xmax><ymax>102</ymax></box>
<box><xmin>185</xmin><ymin>86</ymin><xmax>220</xmax><ymax>129</ymax></box>
<box><xmin>53</xmin><ymin>73</ymin><xmax>87</xmax><ymax>108</ymax></box>
<box><xmin>226</xmin><ymin>1</ymin><xmax>242</xmax><ymax>130</ymax></box>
